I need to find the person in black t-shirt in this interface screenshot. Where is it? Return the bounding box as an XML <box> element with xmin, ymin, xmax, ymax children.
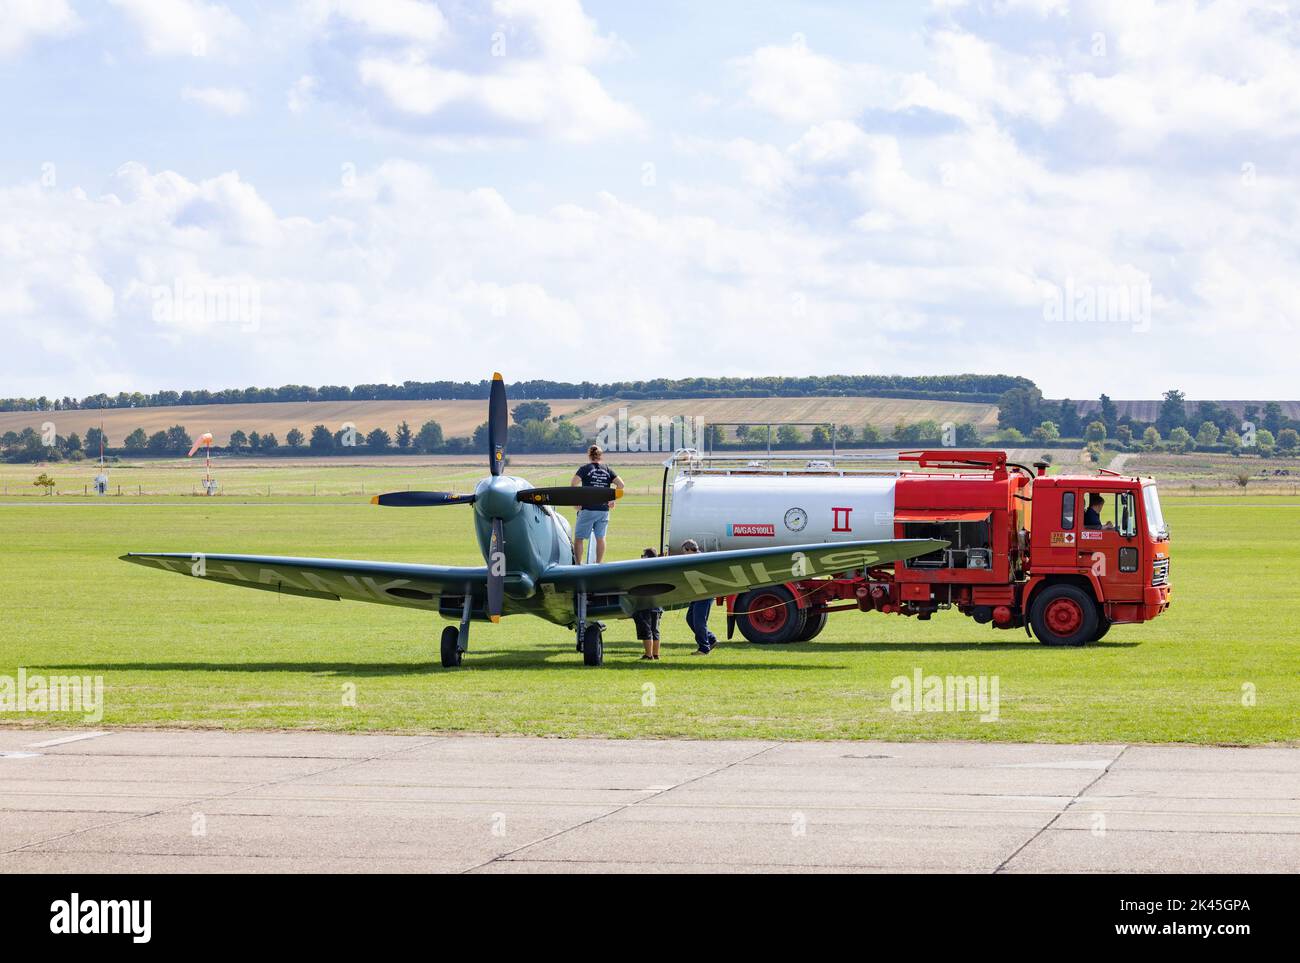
<box><xmin>570</xmin><ymin>444</ymin><xmax>624</xmax><ymax>563</ymax></box>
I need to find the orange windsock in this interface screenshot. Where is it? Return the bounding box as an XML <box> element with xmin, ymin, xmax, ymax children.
<box><xmin>187</xmin><ymin>432</ymin><xmax>215</xmax><ymax>457</ymax></box>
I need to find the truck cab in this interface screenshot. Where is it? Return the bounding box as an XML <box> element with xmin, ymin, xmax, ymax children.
<box><xmin>1024</xmin><ymin>471</ymin><xmax>1171</xmax><ymax>644</ymax></box>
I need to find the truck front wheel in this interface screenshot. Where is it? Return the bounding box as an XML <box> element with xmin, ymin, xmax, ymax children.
<box><xmin>735</xmin><ymin>586</ymin><xmax>807</xmax><ymax>643</ymax></box>
<box><xmin>1030</xmin><ymin>584</ymin><xmax>1099</xmax><ymax>647</ymax></box>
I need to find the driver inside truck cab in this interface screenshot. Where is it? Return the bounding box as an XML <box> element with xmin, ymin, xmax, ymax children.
<box><xmin>1084</xmin><ymin>492</ymin><xmax>1114</xmax><ymax>530</ymax></box>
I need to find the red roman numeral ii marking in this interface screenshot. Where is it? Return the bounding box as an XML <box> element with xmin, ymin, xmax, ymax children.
<box><xmin>831</xmin><ymin>507</ymin><xmax>853</xmax><ymax>532</ymax></box>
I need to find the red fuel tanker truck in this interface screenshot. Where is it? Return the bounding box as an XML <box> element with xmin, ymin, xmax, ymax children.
<box><xmin>660</xmin><ymin>449</ymin><xmax>1171</xmax><ymax>646</ymax></box>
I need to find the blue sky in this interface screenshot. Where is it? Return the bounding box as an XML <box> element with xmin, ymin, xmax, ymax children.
<box><xmin>1</xmin><ymin>0</ymin><xmax>1296</xmax><ymax>400</ymax></box>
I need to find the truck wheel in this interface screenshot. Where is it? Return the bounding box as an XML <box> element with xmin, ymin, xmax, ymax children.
<box><xmin>795</xmin><ymin>608</ymin><xmax>828</xmax><ymax>641</ymax></box>
<box><xmin>1093</xmin><ymin>614</ymin><xmax>1112</xmax><ymax>641</ymax></box>
<box><xmin>1030</xmin><ymin>584</ymin><xmax>1099</xmax><ymax>647</ymax></box>
<box><xmin>735</xmin><ymin>587</ymin><xmax>806</xmax><ymax>644</ymax></box>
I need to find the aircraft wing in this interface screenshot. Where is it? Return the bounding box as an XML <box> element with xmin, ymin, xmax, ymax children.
<box><xmin>120</xmin><ymin>553</ymin><xmax>486</xmax><ymax>612</ymax></box>
<box><xmin>542</xmin><ymin>538</ymin><xmax>948</xmax><ymax>610</ymax></box>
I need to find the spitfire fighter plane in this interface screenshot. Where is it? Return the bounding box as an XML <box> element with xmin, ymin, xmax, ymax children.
<box><xmin>122</xmin><ymin>374</ymin><xmax>947</xmax><ymax>667</ymax></box>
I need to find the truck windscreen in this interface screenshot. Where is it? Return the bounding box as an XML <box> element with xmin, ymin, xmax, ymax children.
<box><xmin>1143</xmin><ymin>484</ymin><xmax>1168</xmax><ymax>539</ymax></box>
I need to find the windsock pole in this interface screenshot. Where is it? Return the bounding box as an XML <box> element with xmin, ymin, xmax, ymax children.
<box><xmin>187</xmin><ymin>432</ymin><xmax>216</xmax><ymax>494</ymax></box>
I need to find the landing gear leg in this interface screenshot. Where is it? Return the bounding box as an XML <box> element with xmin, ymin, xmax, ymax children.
<box><xmin>575</xmin><ymin>591</ymin><xmax>603</xmax><ymax>666</ymax></box>
<box><xmin>441</xmin><ymin>593</ymin><xmax>472</xmax><ymax>668</ymax></box>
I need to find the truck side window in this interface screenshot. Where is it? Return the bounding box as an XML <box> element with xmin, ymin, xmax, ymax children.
<box><xmin>1118</xmin><ymin>492</ymin><xmax>1136</xmax><ymax>537</ymax></box>
<box><xmin>1061</xmin><ymin>492</ymin><xmax>1075</xmax><ymax>530</ymax></box>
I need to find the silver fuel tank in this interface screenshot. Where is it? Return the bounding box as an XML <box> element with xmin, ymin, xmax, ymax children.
<box><xmin>667</xmin><ymin>473</ymin><xmax>897</xmax><ymax>553</ymax></box>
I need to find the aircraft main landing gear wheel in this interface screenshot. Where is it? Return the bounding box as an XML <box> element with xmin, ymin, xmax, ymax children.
<box><xmin>1030</xmin><ymin>584</ymin><xmax>1098</xmax><ymax>647</ymax></box>
<box><xmin>441</xmin><ymin>626</ymin><xmax>463</xmax><ymax>667</ymax></box>
<box><xmin>582</xmin><ymin>625</ymin><xmax>604</xmax><ymax>666</ymax></box>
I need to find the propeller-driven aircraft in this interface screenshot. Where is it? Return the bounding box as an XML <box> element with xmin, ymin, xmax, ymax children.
<box><xmin>122</xmin><ymin>374</ymin><xmax>947</xmax><ymax>667</ymax></box>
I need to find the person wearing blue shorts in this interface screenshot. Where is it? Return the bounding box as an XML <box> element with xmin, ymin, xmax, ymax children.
<box><xmin>570</xmin><ymin>444</ymin><xmax>623</xmax><ymax>564</ymax></box>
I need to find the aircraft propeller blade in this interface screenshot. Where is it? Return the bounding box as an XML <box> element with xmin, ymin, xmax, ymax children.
<box><xmin>486</xmin><ymin>517</ymin><xmax>505</xmax><ymax>623</ymax></box>
<box><xmin>488</xmin><ymin>372</ymin><xmax>508</xmax><ymax>476</ymax></box>
<box><xmin>370</xmin><ymin>491</ymin><xmax>476</xmax><ymax>507</ymax></box>
<box><xmin>516</xmin><ymin>487</ymin><xmax>624</xmax><ymax>508</ymax></box>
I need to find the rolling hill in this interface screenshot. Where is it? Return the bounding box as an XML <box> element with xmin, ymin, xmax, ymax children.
<box><xmin>0</xmin><ymin>395</ymin><xmax>999</xmax><ymax>447</ymax></box>
<box><xmin>0</xmin><ymin>399</ymin><xmax>594</xmax><ymax>447</ymax></box>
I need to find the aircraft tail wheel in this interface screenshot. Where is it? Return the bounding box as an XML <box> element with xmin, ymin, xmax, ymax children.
<box><xmin>441</xmin><ymin>626</ymin><xmax>463</xmax><ymax>667</ymax></box>
<box><xmin>582</xmin><ymin>625</ymin><xmax>604</xmax><ymax>666</ymax></box>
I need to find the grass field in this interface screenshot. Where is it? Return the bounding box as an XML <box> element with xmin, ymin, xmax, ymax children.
<box><xmin>5</xmin><ymin>446</ymin><xmax>1298</xmax><ymax>498</ymax></box>
<box><xmin>1</xmin><ymin>457</ymin><xmax>1296</xmax><ymax>745</ymax></box>
<box><xmin>0</xmin><ymin>456</ymin><xmax>647</xmax><ymax>499</ymax></box>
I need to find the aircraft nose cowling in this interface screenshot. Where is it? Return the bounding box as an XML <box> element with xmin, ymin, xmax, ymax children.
<box><xmin>475</xmin><ymin>477</ymin><xmax>522</xmax><ymax>519</ymax></box>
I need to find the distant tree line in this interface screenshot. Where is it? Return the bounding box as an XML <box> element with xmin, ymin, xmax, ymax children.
<box><xmin>995</xmin><ymin>387</ymin><xmax>1299</xmax><ymax>457</ymax></box>
<box><xmin>0</xmin><ymin>374</ymin><xmax>1031</xmax><ymax>413</ymax></box>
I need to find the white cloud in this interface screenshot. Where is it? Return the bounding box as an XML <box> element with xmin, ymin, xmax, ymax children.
<box><xmin>308</xmin><ymin>0</ymin><xmax>643</xmax><ymax>144</ymax></box>
<box><xmin>287</xmin><ymin>74</ymin><xmax>318</xmax><ymax>113</ymax></box>
<box><xmin>733</xmin><ymin>32</ymin><xmax>1064</xmax><ymax>129</ymax></box>
<box><xmin>731</xmin><ymin>41</ymin><xmax>890</xmax><ymax>125</ymax></box>
<box><xmin>690</xmin><ymin>7</ymin><xmax>1300</xmax><ymax>394</ymax></box>
<box><xmin>5</xmin><ymin>141</ymin><xmax>1298</xmax><ymax>401</ymax></box>
<box><xmin>3</xmin><ymin>2</ymin><xmax>1299</xmax><ymax>399</ymax></box>
<box><xmin>325</xmin><ymin>0</ymin><xmax>449</xmax><ymax>44</ymax></box>
<box><xmin>181</xmin><ymin>85</ymin><xmax>249</xmax><ymax>115</ymax></box>
<box><xmin>356</xmin><ymin>57</ymin><xmax>472</xmax><ymax>115</ymax></box>
<box><xmin>492</xmin><ymin>0</ymin><xmax>624</xmax><ymax>64</ymax></box>
<box><xmin>0</xmin><ymin>0</ymin><xmax>80</xmax><ymax>58</ymax></box>
<box><xmin>929</xmin><ymin>0</ymin><xmax>1300</xmax><ymax>147</ymax></box>
<box><xmin>110</xmin><ymin>0</ymin><xmax>246</xmax><ymax>58</ymax></box>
